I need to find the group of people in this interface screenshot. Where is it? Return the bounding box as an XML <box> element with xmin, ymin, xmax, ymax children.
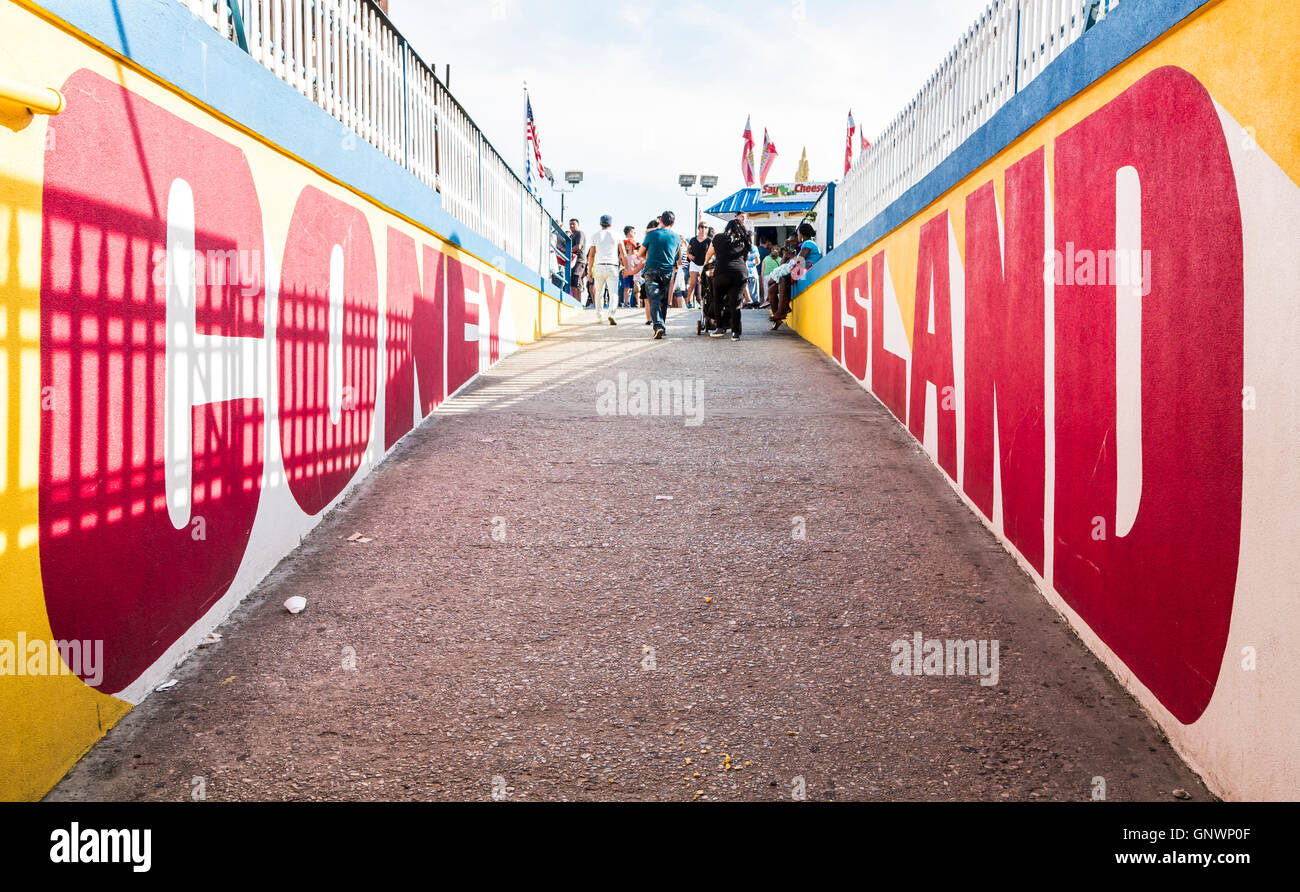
<box><xmin>760</xmin><ymin>221</ymin><xmax>824</xmax><ymax>330</ymax></box>
<box><xmin>564</xmin><ymin>213</ymin><xmax>824</xmax><ymax>340</ymax></box>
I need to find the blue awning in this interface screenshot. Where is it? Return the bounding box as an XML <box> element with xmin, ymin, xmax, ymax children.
<box><xmin>705</xmin><ymin>187</ymin><xmax>818</xmax><ymax>216</ymax></box>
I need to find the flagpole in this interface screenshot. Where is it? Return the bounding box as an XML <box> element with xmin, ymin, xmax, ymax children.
<box><xmin>523</xmin><ymin>81</ymin><xmax>530</xmax><ymax>199</ymax></box>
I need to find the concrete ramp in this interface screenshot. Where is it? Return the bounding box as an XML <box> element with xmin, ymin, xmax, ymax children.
<box><xmin>49</xmin><ymin>310</ymin><xmax>1207</xmax><ymax>802</ymax></box>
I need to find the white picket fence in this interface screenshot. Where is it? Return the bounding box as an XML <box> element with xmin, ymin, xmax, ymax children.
<box><xmin>174</xmin><ymin>0</ymin><xmax>558</xmax><ymax>278</ymax></box>
<box><xmin>832</xmin><ymin>0</ymin><xmax>1122</xmax><ymax>243</ymax></box>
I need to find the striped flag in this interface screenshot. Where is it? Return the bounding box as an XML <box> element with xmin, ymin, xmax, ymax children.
<box><xmin>741</xmin><ymin>116</ymin><xmax>756</xmax><ymax>187</ymax></box>
<box><xmin>759</xmin><ymin>129</ymin><xmax>778</xmax><ymax>185</ymax></box>
<box><xmin>845</xmin><ymin>110</ymin><xmax>856</xmax><ymax>175</ymax></box>
<box><xmin>525</xmin><ymin>95</ymin><xmax>546</xmax><ymax>193</ymax></box>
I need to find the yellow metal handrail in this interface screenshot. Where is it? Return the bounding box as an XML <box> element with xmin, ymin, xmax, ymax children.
<box><xmin>0</xmin><ymin>74</ymin><xmax>64</xmax><ymax>115</ymax></box>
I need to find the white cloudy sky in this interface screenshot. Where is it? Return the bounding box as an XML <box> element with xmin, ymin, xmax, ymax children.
<box><xmin>386</xmin><ymin>0</ymin><xmax>989</xmax><ymax>236</ymax></box>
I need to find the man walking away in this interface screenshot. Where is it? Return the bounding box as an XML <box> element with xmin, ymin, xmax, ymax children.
<box><xmin>638</xmin><ymin>210</ymin><xmax>679</xmax><ymax>339</ymax></box>
<box><xmin>568</xmin><ymin>218</ymin><xmax>588</xmax><ymax>304</ymax></box>
<box><xmin>588</xmin><ymin>214</ymin><xmax>620</xmax><ymax>325</ymax></box>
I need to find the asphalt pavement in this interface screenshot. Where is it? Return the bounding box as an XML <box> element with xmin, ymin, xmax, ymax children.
<box><xmin>48</xmin><ymin>306</ymin><xmax>1210</xmax><ymax>802</ymax></box>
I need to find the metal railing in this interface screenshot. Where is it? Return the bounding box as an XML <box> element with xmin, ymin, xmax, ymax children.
<box><xmin>835</xmin><ymin>0</ymin><xmax>1121</xmax><ymax>241</ymax></box>
<box><xmin>175</xmin><ymin>0</ymin><xmax>562</xmax><ymax>281</ymax></box>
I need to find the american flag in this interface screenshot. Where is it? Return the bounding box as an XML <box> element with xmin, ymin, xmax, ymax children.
<box><xmin>525</xmin><ymin>95</ymin><xmax>546</xmax><ymax>194</ymax></box>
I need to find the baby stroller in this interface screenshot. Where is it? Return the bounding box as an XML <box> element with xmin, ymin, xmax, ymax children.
<box><xmin>695</xmin><ymin>262</ymin><xmax>726</xmax><ymax>335</ymax></box>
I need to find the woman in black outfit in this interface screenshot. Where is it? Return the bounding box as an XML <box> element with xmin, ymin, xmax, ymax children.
<box><xmin>704</xmin><ymin>216</ymin><xmax>752</xmax><ymax>340</ymax></box>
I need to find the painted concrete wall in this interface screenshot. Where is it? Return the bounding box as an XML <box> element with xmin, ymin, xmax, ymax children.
<box><xmin>0</xmin><ymin>0</ymin><xmax>580</xmax><ymax>800</ymax></box>
<box><xmin>792</xmin><ymin>0</ymin><xmax>1299</xmax><ymax>800</ymax></box>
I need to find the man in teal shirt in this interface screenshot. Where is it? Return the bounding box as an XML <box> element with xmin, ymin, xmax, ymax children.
<box><xmin>637</xmin><ymin>210</ymin><xmax>680</xmax><ymax>339</ymax></box>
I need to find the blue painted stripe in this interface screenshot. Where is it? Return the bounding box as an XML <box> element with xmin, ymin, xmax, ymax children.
<box><xmin>31</xmin><ymin>0</ymin><xmax>564</xmax><ymax>300</ymax></box>
<box><xmin>797</xmin><ymin>0</ymin><xmax>1213</xmax><ymax>293</ymax></box>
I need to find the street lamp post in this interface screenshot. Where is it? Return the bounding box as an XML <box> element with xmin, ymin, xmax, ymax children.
<box><xmin>678</xmin><ymin>173</ymin><xmax>719</xmax><ymax>232</ymax></box>
<box><xmin>550</xmin><ymin>169</ymin><xmax>584</xmax><ymax>229</ymax></box>
<box><xmin>679</xmin><ymin>174</ymin><xmax>718</xmax><ymax>305</ymax></box>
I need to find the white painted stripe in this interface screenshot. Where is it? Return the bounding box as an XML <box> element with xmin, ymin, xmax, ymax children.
<box><xmin>1114</xmin><ymin>164</ymin><xmax>1142</xmax><ymax>538</ymax></box>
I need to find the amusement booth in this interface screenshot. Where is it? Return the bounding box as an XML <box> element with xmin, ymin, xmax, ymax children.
<box><xmin>704</xmin><ymin>180</ymin><xmax>828</xmax><ymax>250</ymax></box>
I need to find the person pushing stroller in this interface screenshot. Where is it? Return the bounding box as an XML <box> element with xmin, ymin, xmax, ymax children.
<box><xmin>702</xmin><ymin>214</ymin><xmax>752</xmax><ymax>341</ymax></box>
